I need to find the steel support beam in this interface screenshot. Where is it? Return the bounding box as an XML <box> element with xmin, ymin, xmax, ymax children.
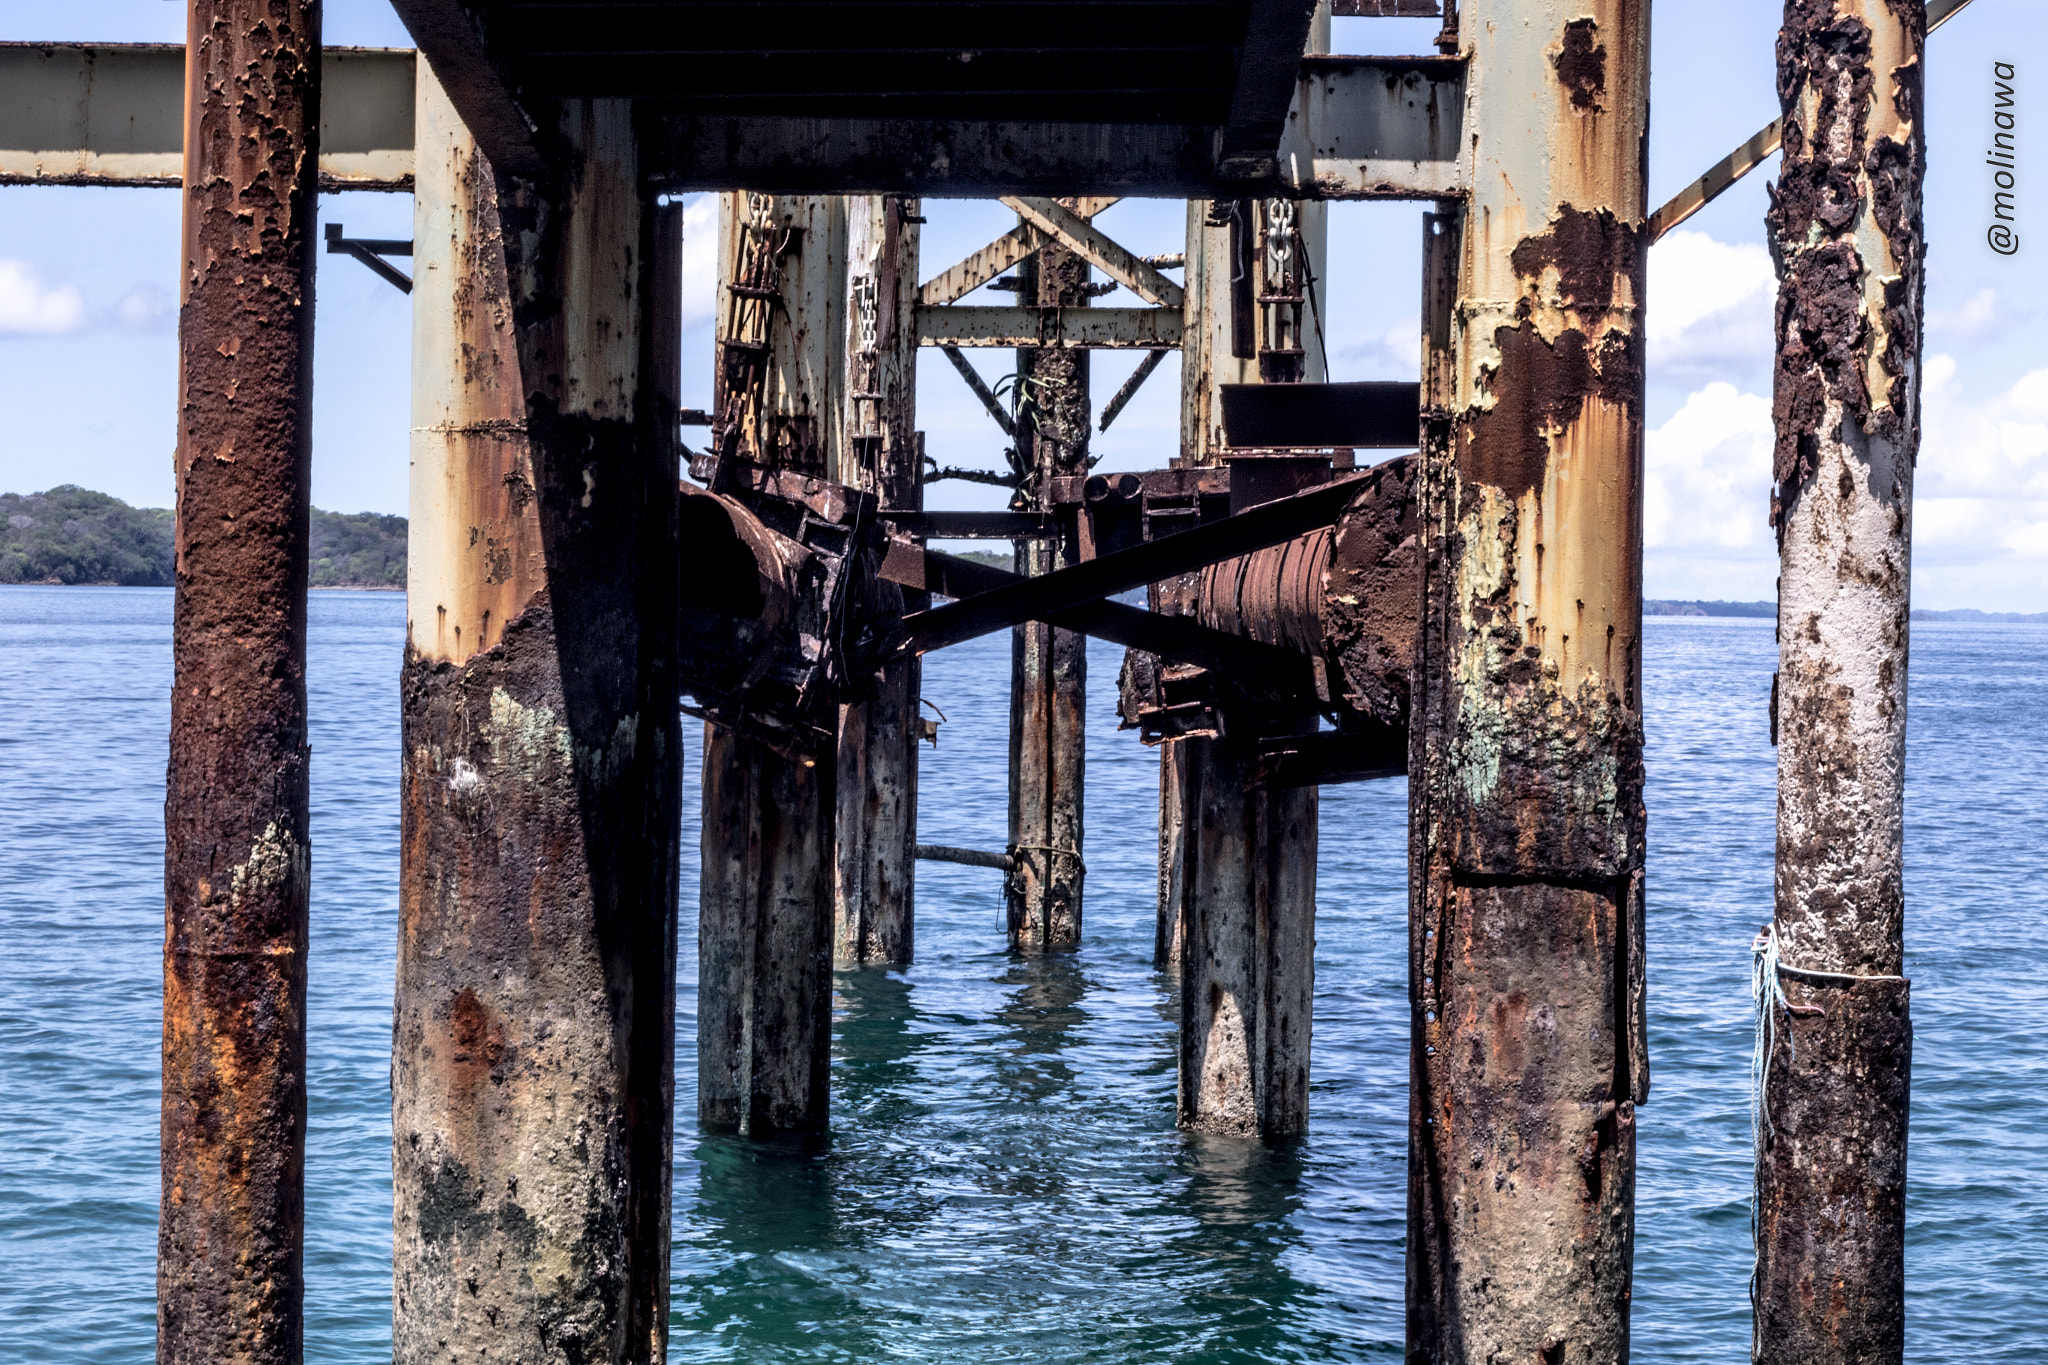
<box><xmin>1755</xmin><ymin>2</ymin><xmax>1925</xmax><ymax>1360</ymax></box>
<box><xmin>385</xmin><ymin>0</ymin><xmax>546</xmax><ymax>177</ymax></box>
<box><xmin>0</xmin><ymin>42</ymin><xmax>413</xmax><ymax>189</ymax></box>
<box><xmin>1177</xmin><ymin>722</ymin><xmax>1317</xmax><ymax>1138</ymax></box>
<box><xmin>699</xmin><ymin>729</ymin><xmax>836</xmax><ymax>1133</ymax></box>
<box><xmin>1407</xmin><ymin>1</ymin><xmax>1649</xmax><ymax>1359</ymax></box>
<box><xmin>159</xmin><ymin>7</ymin><xmax>319</xmax><ymax>1362</ymax></box>
<box><xmin>835</xmin><ymin>193</ymin><xmax>921</xmax><ymax>966</ymax></box>
<box><xmin>1217</xmin><ymin>0</ymin><xmax>1323</xmax><ymax>179</ymax></box>
<box><xmin>1279</xmin><ymin>56</ymin><xmax>1468</xmax><ymax>200</ymax></box>
<box><xmin>915</xmin><ymin>305</ymin><xmax>1184</xmax><ymax>350</ymax></box>
<box><xmin>697</xmin><ymin>192</ymin><xmax>847</xmax><ymax>1131</ymax></box>
<box><xmin>1007</xmin><ymin>225</ymin><xmax>1091</xmax><ymax>953</ymax></box>
<box><xmin>393</xmin><ymin>89</ymin><xmax>681</xmax><ymax>1364</ymax></box>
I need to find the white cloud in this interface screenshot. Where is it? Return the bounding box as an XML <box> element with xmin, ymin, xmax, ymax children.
<box><xmin>1647</xmin><ymin>230</ymin><xmax>1776</xmax><ymax>392</ymax></box>
<box><xmin>113</xmin><ymin>283</ymin><xmax>174</xmax><ymax>333</ymax></box>
<box><xmin>680</xmin><ymin>193</ymin><xmax>718</xmax><ymax>331</ymax></box>
<box><xmin>1911</xmin><ymin>356</ymin><xmax>2048</xmax><ymax>609</ymax></box>
<box><xmin>1331</xmin><ymin>316</ymin><xmax>1419</xmax><ymax>379</ymax></box>
<box><xmin>1643</xmin><ymin>382</ymin><xmax>1777</xmax><ymax>598</ymax></box>
<box><xmin>0</xmin><ymin>259</ymin><xmax>87</xmax><ymax>335</ymax></box>
<box><xmin>1927</xmin><ymin>285</ymin><xmax>2029</xmax><ymax>348</ymax></box>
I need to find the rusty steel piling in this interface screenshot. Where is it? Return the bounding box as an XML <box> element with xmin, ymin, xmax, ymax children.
<box><xmin>1176</xmin><ymin>722</ymin><xmax>1319</xmax><ymax>1138</ymax></box>
<box><xmin>1755</xmin><ymin>1</ymin><xmax>1924</xmax><ymax>1360</ymax></box>
<box><xmin>696</xmin><ymin>192</ymin><xmax>847</xmax><ymax>1132</ymax></box>
<box><xmin>392</xmin><ymin>91</ymin><xmax>682</xmax><ymax>1364</ymax></box>
<box><xmin>1007</xmin><ymin>219</ymin><xmax>1091</xmax><ymax>952</ymax></box>
<box><xmin>159</xmin><ymin>4</ymin><xmax>319</xmax><ymax>1361</ymax></box>
<box><xmin>1407</xmin><ymin>1</ymin><xmax>1651</xmax><ymax>1360</ymax></box>
<box><xmin>835</xmin><ymin>193</ymin><xmax>922</xmax><ymax>965</ymax></box>
<box><xmin>699</xmin><ymin>730</ymin><xmax>837</xmax><ymax>1133</ymax></box>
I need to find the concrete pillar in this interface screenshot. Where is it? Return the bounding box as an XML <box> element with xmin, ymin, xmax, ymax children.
<box><xmin>1006</xmin><ymin>226</ymin><xmax>1089</xmax><ymax>952</ymax></box>
<box><xmin>160</xmin><ymin>5</ymin><xmax>319</xmax><ymax>1361</ymax></box>
<box><xmin>1756</xmin><ymin>3</ymin><xmax>1924</xmax><ymax>1360</ymax></box>
<box><xmin>835</xmin><ymin>194</ymin><xmax>921</xmax><ymax>965</ymax></box>
<box><xmin>393</xmin><ymin>85</ymin><xmax>681</xmax><ymax>1365</ymax></box>
<box><xmin>1177</xmin><ymin>727</ymin><xmax>1318</xmax><ymax>1139</ymax></box>
<box><xmin>697</xmin><ymin>193</ymin><xmax>847</xmax><ymax>1132</ymax></box>
<box><xmin>1407</xmin><ymin>2</ymin><xmax>1650</xmax><ymax>1361</ymax></box>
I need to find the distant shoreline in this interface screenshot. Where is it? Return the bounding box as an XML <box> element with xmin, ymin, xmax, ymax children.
<box><xmin>1649</xmin><ymin>598</ymin><xmax>2047</xmax><ymax>623</ymax></box>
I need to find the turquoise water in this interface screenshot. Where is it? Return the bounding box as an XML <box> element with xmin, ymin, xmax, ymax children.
<box><xmin>1</xmin><ymin>585</ymin><xmax>2042</xmax><ymax>1361</ymax></box>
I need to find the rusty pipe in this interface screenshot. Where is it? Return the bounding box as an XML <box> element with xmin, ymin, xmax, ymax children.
<box><xmin>1192</xmin><ymin>454</ymin><xmax>1417</xmax><ymax>727</ymax></box>
<box><xmin>160</xmin><ymin>4</ymin><xmax>319</xmax><ymax>1363</ymax></box>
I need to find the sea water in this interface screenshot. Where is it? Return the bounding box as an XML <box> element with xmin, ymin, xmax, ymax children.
<box><xmin>1</xmin><ymin>585</ymin><xmax>2042</xmax><ymax>1362</ymax></box>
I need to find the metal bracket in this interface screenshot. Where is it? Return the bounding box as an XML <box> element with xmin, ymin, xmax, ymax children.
<box><xmin>324</xmin><ymin>223</ymin><xmax>412</xmax><ymax>294</ymax></box>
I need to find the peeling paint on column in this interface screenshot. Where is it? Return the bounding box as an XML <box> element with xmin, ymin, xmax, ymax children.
<box><xmin>393</xmin><ymin>96</ymin><xmax>681</xmax><ymax>1365</ymax></box>
<box><xmin>1408</xmin><ymin>2</ymin><xmax>1649</xmax><ymax>1361</ymax></box>
<box><xmin>1756</xmin><ymin>1</ymin><xmax>1923</xmax><ymax>1359</ymax></box>
<box><xmin>159</xmin><ymin>3</ymin><xmax>319</xmax><ymax>1361</ymax></box>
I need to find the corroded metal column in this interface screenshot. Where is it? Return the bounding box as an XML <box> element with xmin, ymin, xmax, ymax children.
<box><xmin>835</xmin><ymin>194</ymin><xmax>921</xmax><ymax>965</ymax></box>
<box><xmin>1756</xmin><ymin>3</ymin><xmax>1923</xmax><ymax>1360</ymax></box>
<box><xmin>698</xmin><ymin>192</ymin><xmax>846</xmax><ymax>1132</ymax></box>
<box><xmin>1408</xmin><ymin>2</ymin><xmax>1651</xmax><ymax>1361</ymax></box>
<box><xmin>159</xmin><ymin>4</ymin><xmax>318</xmax><ymax>1361</ymax></box>
<box><xmin>1006</xmin><ymin>222</ymin><xmax>1090</xmax><ymax>952</ymax></box>
<box><xmin>393</xmin><ymin>89</ymin><xmax>681</xmax><ymax>1365</ymax></box>
<box><xmin>1176</xmin><ymin>725</ymin><xmax>1318</xmax><ymax>1138</ymax></box>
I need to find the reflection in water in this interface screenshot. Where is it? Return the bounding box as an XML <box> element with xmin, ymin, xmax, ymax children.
<box><xmin>990</xmin><ymin>952</ymin><xmax>1090</xmax><ymax>1105</ymax></box>
<box><xmin>1170</xmin><ymin>1135</ymin><xmax>1321</xmax><ymax>1359</ymax></box>
<box><xmin>833</xmin><ymin>966</ymin><xmax>929</xmax><ymax>1127</ymax></box>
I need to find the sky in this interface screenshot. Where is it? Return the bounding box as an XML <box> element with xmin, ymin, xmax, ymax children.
<box><xmin>0</xmin><ymin>1</ymin><xmax>2042</xmax><ymax>609</ymax></box>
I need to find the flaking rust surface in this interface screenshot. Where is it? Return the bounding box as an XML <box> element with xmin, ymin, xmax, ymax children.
<box><xmin>1409</xmin><ymin>3</ymin><xmax>1648</xmax><ymax>1362</ymax></box>
<box><xmin>160</xmin><ymin>4</ymin><xmax>319</xmax><ymax>1363</ymax></box>
<box><xmin>1758</xmin><ymin>2</ymin><xmax>1923</xmax><ymax>1361</ymax></box>
<box><xmin>1008</xmin><ymin>231</ymin><xmax>1090</xmax><ymax>951</ymax></box>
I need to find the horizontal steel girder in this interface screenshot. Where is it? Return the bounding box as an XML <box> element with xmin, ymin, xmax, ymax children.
<box><xmin>915</xmin><ymin>305</ymin><xmax>1184</xmax><ymax>350</ymax></box>
<box><xmin>1</xmin><ymin>42</ymin><xmax>1470</xmax><ymax>201</ymax></box>
<box><xmin>0</xmin><ymin>43</ymin><xmax>416</xmax><ymax>189</ymax></box>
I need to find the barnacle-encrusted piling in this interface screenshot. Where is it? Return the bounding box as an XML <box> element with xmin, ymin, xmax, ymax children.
<box><xmin>1756</xmin><ymin>2</ymin><xmax>1924</xmax><ymax>1360</ymax></box>
<box><xmin>392</xmin><ymin>90</ymin><xmax>682</xmax><ymax>1364</ymax></box>
<box><xmin>159</xmin><ymin>4</ymin><xmax>319</xmax><ymax>1361</ymax></box>
<box><xmin>1407</xmin><ymin>1</ymin><xmax>1651</xmax><ymax>1360</ymax></box>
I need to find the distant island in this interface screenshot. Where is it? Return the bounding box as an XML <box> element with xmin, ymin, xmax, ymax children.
<box><xmin>1648</xmin><ymin>598</ymin><xmax>2045</xmax><ymax>623</ymax></box>
<box><xmin>1</xmin><ymin>485</ymin><xmax>404</xmax><ymax>589</ymax></box>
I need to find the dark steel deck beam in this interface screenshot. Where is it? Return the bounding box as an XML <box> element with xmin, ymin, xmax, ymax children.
<box><xmin>386</xmin><ymin>0</ymin><xmax>547</xmax><ymax>176</ymax></box>
<box><xmin>1216</xmin><ymin>0</ymin><xmax>1321</xmax><ymax>178</ymax></box>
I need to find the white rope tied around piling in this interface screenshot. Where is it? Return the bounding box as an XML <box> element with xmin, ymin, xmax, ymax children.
<box><xmin>1747</xmin><ymin>924</ymin><xmax>1910</xmax><ymax>1344</ymax></box>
